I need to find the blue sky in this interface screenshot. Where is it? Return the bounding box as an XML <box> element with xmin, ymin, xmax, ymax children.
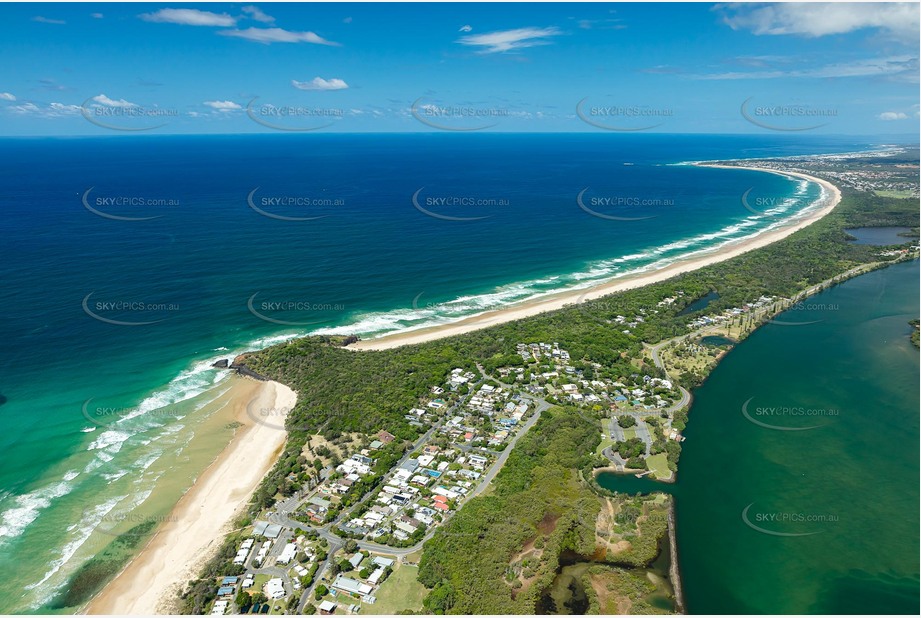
<box><xmin>0</xmin><ymin>2</ymin><xmax>918</xmax><ymax>135</ymax></box>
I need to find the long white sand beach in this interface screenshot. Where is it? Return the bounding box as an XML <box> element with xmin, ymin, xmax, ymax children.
<box><xmin>85</xmin><ymin>379</ymin><xmax>296</xmax><ymax>615</ymax></box>
<box><xmin>351</xmin><ymin>167</ymin><xmax>841</xmax><ymax>351</ymax></box>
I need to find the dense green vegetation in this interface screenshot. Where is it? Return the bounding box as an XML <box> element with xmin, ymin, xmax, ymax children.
<box><xmin>417</xmin><ymin>408</ymin><xmax>601</xmax><ymax>614</ymax></box>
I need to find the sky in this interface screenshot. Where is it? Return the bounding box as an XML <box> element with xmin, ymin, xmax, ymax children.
<box><xmin>0</xmin><ymin>2</ymin><xmax>918</xmax><ymax>135</ymax></box>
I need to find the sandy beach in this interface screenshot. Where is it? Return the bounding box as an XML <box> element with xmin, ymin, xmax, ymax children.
<box><xmin>85</xmin><ymin>378</ymin><xmax>296</xmax><ymax>615</ymax></box>
<box><xmin>352</xmin><ymin>166</ymin><xmax>841</xmax><ymax>351</ymax></box>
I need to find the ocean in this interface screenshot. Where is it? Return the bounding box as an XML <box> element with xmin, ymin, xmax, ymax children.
<box><xmin>0</xmin><ymin>133</ymin><xmax>897</xmax><ymax>612</ymax></box>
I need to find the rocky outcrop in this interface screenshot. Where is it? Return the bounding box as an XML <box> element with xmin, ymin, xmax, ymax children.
<box><xmin>229</xmin><ymin>354</ymin><xmax>268</xmax><ymax>381</ymax></box>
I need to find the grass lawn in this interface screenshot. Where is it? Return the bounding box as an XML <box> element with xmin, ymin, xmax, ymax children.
<box><xmin>370</xmin><ymin>564</ymin><xmax>427</xmax><ymax>614</ymax></box>
<box><xmin>623</xmin><ymin>427</ymin><xmax>637</xmax><ymax>440</ymax></box>
<box><xmin>646</xmin><ymin>453</ymin><xmax>672</xmax><ymax>480</ymax></box>
<box><xmin>403</xmin><ymin>549</ymin><xmax>424</xmax><ymax>564</ymax></box>
<box><xmin>875</xmin><ymin>189</ymin><xmax>915</xmax><ymax>198</ymax></box>
<box><xmin>595</xmin><ymin>427</ymin><xmax>616</xmax><ymax>456</ymax></box>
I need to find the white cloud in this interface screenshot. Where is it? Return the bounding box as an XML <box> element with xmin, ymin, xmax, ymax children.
<box><xmin>9</xmin><ymin>101</ymin><xmax>81</xmax><ymax>117</ymax></box>
<box><xmin>32</xmin><ymin>16</ymin><xmax>66</xmax><ymax>25</ymax></box>
<box><xmin>48</xmin><ymin>102</ymin><xmax>81</xmax><ymax>115</ymax></box>
<box><xmin>242</xmin><ymin>6</ymin><xmax>274</xmax><ymax>24</ymax></box>
<box><xmin>878</xmin><ymin>111</ymin><xmax>908</xmax><ymax>120</ymax></box>
<box><xmin>717</xmin><ymin>2</ymin><xmax>920</xmax><ymax>43</ymax></box>
<box><xmin>343</xmin><ymin>17</ymin><xmax>353</xmax><ymax>24</ymax></box>
<box><xmin>140</xmin><ymin>8</ymin><xmax>236</xmax><ymax>27</ymax></box>
<box><xmin>459</xmin><ymin>25</ymin><xmax>472</xmax><ymax>32</ymax></box>
<box><xmin>697</xmin><ymin>55</ymin><xmax>918</xmax><ymax>81</ymax></box>
<box><xmin>292</xmin><ymin>77</ymin><xmax>349</xmax><ymax>91</ymax></box>
<box><xmin>91</xmin><ymin>13</ymin><xmax>104</xmax><ymax>19</ymax></box>
<box><xmin>0</xmin><ymin>93</ymin><xmax>15</xmax><ymax>101</ymax></box>
<box><xmin>10</xmin><ymin>102</ymin><xmax>40</xmax><ymax>114</ymax></box>
<box><xmin>203</xmin><ymin>100</ymin><xmax>242</xmax><ymax>112</ymax></box>
<box><xmin>457</xmin><ymin>26</ymin><xmax>561</xmax><ymax>53</ymax></box>
<box><xmin>92</xmin><ymin>94</ymin><xmax>137</xmax><ymax>108</ymax></box>
<box><xmin>218</xmin><ymin>27</ymin><xmax>339</xmax><ymax>45</ymax></box>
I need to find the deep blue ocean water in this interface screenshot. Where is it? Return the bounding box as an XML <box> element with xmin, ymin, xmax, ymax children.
<box><xmin>0</xmin><ymin>133</ymin><xmax>894</xmax><ymax>610</ymax></box>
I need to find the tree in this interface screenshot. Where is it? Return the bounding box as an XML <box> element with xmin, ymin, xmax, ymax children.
<box><xmin>251</xmin><ymin>592</ymin><xmax>268</xmax><ymax>606</ymax></box>
<box><xmin>235</xmin><ymin>591</ymin><xmax>251</xmax><ymax>610</ymax></box>
<box><xmin>359</xmin><ymin>568</ymin><xmax>371</xmax><ymax>579</ymax></box>
<box><xmin>344</xmin><ymin>539</ymin><xmax>358</xmax><ymax>553</ymax></box>
<box><xmin>338</xmin><ymin>559</ymin><xmax>352</xmax><ymax>573</ymax></box>
<box><xmin>314</xmin><ymin>584</ymin><xmax>328</xmax><ymax>600</ymax></box>
<box><xmin>617</xmin><ymin>415</ymin><xmax>637</xmax><ymax>428</ymax></box>
<box><xmin>424</xmin><ymin>582</ymin><xmax>455</xmax><ymax>614</ymax></box>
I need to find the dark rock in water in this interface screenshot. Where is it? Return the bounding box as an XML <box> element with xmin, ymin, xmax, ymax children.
<box><xmin>212</xmin><ymin>359</ymin><xmax>229</xmax><ymax>369</ymax></box>
<box><xmin>0</xmin><ymin>393</ymin><xmax>6</xmax><ymax>406</ymax></box>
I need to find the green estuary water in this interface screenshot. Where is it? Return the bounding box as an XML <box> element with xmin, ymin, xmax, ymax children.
<box><xmin>600</xmin><ymin>259</ymin><xmax>920</xmax><ymax>614</ymax></box>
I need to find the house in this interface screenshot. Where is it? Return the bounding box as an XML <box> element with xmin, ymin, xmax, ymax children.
<box><xmin>277</xmin><ymin>543</ymin><xmax>297</xmax><ymax>565</ymax></box>
<box><xmin>368</xmin><ymin>567</ymin><xmax>386</xmax><ymax>585</ymax></box>
<box><xmin>211</xmin><ymin>600</ymin><xmax>229</xmax><ymax>615</ymax></box>
<box><xmin>253</xmin><ymin>521</ymin><xmax>283</xmax><ymax>539</ymax></box>
<box><xmin>369</xmin><ymin>440</ymin><xmax>383</xmax><ymax>450</ymax></box>
<box><xmin>395</xmin><ymin>521</ymin><xmax>417</xmax><ymax>535</ymax></box>
<box><xmin>348</xmin><ymin>552</ymin><xmax>364</xmax><ymax>569</ymax></box>
<box><xmin>265</xmin><ymin>577</ymin><xmax>286</xmax><ymax>600</ymax></box>
<box><xmin>372</xmin><ymin>556</ymin><xmax>395</xmax><ymax>568</ymax></box>
<box><xmin>221</xmin><ymin>576</ymin><xmax>239</xmax><ymax>586</ymax></box>
<box><xmin>318</xmin><ymin>601</ymin><xmax>338</xmax><ymax>615</ymax></box>
<box><xmin>433</xmin><ymin>501</ymin><xmax>450</xmax><ymax>512</ymax></box>
<box><xmin>308</xmin><ymin>496</ymin><xmax>331</xmax><ymax>510</ymax></box>
<box><xmin>377</xmin><ymin>430</ymin><xmax>395</xmax><ymax>444</ymax></box>
<box><xmin>400</xmin><ymin>459</ymin><xmax>419</xmax><ymax>474</ymax></box>
<box><xmin>332</xmin><ymin>575</ymin><xmax>373</xmax><ymax>596</ymax></box>
<box><xmin>401</xmin><ymin>515</ymin><xmax>423</xmax><ymax>529</ymax></box>
<box><xmin>216</xmin><ymin>586</ymin><xmax>235</xmax><ymax>597</ymax></box>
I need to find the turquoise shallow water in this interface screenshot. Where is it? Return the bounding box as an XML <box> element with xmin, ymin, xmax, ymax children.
<box><xmin>0</xmin><ymin>133</ymin><xmax>887</xmax><ymax>611</ymax></box>
<box><xmin>600</xmin><ymin>259</ymin><xmax>920</xmax><ymax>614</ymax></box>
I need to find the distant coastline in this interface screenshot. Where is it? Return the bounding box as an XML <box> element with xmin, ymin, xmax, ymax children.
<box><xmin>351</xmin><ymin>165</ymin><xmax>841</xmax><ymax>351</ymax></box>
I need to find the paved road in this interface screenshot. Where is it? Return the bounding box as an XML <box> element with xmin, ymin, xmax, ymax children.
<box><xmin>646</xmin><ymin>338</ymin><xmax>692</xmax><ymax>412</ymax></box>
